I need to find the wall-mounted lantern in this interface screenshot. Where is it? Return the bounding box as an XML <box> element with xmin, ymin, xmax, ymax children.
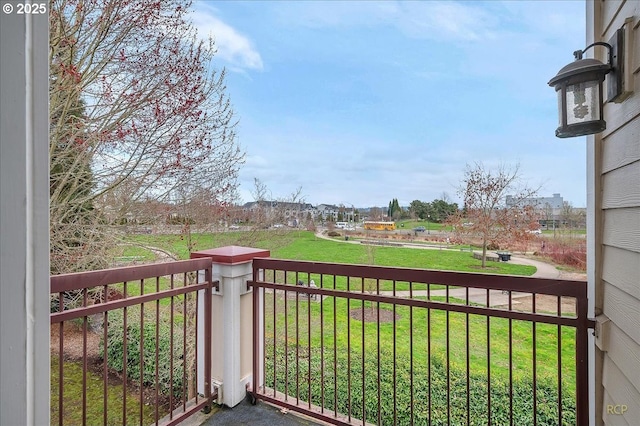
<box><xmin>548</xmin><ymin>29</ymin><xmax>625</xmax><ymax>138</ymax></box>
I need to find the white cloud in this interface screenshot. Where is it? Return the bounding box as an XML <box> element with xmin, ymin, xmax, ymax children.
<box><xmin>190</xmin><ymin>8</ymin><xmax>263</xmax><ymax>71</ymax></box>
<box><xmin>392</xmin><ymin>2</ymin><xmax>499</xmax><ymax>42</ymax></box>
<box><xmin>275</xmin><ymin>1</ymin><xmax>499</xmax><ymax>43</ymax></box>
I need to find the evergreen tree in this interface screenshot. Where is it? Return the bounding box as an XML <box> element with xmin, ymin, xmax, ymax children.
<box><xmin>49</xmin><ymin>15</ymin><xmax>103</xmax><ymax>274</ymax></box>
<box><xmin>387</xmin><ymin>198</ymin><xmax>401</xmax><ymax>220</ymax></box>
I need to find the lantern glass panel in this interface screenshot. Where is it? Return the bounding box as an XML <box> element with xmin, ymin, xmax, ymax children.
<box><xmin>566</xmin><ymin>80</ymin><xmax>600</xmax><ymax>125</ymax></box>
<box><xmin>556</xmin><ymin>89</ymin><xmax>563</xmax><ymax>127</ymax></box>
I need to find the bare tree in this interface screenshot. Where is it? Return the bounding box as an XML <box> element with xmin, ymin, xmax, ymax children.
<box><xmin>560</xmin><ymin>201</ymin><xmax>585</xmax><ymax>238</ymax></box>
<box><xmin>248</xmin><ymin>177</ymin><xmax>271</xmax><ymax>229</ymax></box>
<box><xmin>453</xmin><ymin>162</ymin><xmax>539</xmax><ymax>267</ymax></box>
<box><xmin>363</xmin><ymin>243</ymin><xmax>377</xmax><ymax>308</ymax></box>
<box><xmin>368</xmin><ymin>207</ymin><xmax>384</xmax><ymax>221</ymax></box>
<box><xmin>49</xmin><ymin>0</ymin><xmax>244</xmax><ymax>273</ymax></box>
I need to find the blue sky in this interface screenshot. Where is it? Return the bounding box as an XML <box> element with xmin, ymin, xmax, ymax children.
<box><xmin>190</xmin><ymin>1</ymin><xmax>587</xmax><ymax>208</ymax></box>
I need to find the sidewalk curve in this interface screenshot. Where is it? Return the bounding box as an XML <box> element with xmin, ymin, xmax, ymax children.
<box><xmin>313</xmin><ymin>231</ymin><xmax>561</xmax><ymax>279</ymax></box>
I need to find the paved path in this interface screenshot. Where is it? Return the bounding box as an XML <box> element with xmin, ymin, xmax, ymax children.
<box><xmin>380</xmin><ymin>287</ymin><xmax>532</xmax><ymax>307</ymax></box>
<box><xmin>377</xmin><ymin>255</ymin><xmax>561</xmax><ymax>306</ymax></box>
<box><xmin>315</xmin><ymin>231</ymin><xmax>562</xmax><ymax>307</ymax></box>
<box><xmin>314</xmin><ymin>231</ymin><xmax>561</xmax><ymax>280</ymax></box>
<box><xmin>508</xmin><ymin>255</ymin><xmax>560</xmax><ymax>279</ymax></box>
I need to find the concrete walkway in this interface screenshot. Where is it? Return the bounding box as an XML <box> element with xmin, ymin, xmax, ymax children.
<box><xmin>509</xmin><ymin>255</ymin><xmax>560</xmax><ymax>279</ymax></box>
<box><xmin>314</xmin><ymin>230</ymin><xmax>561</xmax><ymax>279</ymax></box>
<box><xmin>377</xmin><ymin>255</ymin><xmax>561</xmax><ymax>306</ymax></box>
<box><xmin>316</xmin><ymin>231</ymin><xmax>563</xmax><ymax>307</ymax></box>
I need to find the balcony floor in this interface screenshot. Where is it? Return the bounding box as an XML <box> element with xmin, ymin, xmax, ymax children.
<box><xmin>199</xmin><ymin>397</ymin><xmax>324</xmax><ymax>426</ymax></box>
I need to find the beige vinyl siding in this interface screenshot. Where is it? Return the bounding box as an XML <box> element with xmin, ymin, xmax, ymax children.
<box><xmin>601</xmin><ymin>166</ymin><xmax>640</xmax><ymax>208</ymax></box>
<box><xmin>602</xmin><ymin>322</ymin><xmax>640</xmax><ymax>396</ymax></box>
<box><xmin>601</xmin><ymin>117</ymin><xmax>640</xmax><ymax>172</ymax></box>
<box><xmin>602</xmin><ymin>208</ymin><xmax>640</xmax><ymax>252</ymax></box>
<box><xmin>602</xmin><ymin>355</ymin><xmax>640</xmax><ymax>421</ymax></box>
<box><xmin>602</xmin><ymin>245</ymin><xmax>640</xmax><ymax>299</ymax></box>
<box><xmin>601</xmin><ymin>282</ymin><xmax>640</xmax><ymax>346</ymax></box>
<box><xmin>596</xmin><ymin>1</ymin><xmax>640</xmax><ymax>425</ymax></box>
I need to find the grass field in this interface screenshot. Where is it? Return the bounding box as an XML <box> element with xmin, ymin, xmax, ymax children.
<box><xmin>125</xmin><ymin>230</ymin><xmax>536</xmax><ymax>277</ymax></box>
<box><xmin>112</xmin><ymin>230</ymin><xmax>576</xmax><ymax>423</ymax></box>
<box><xmin>266</xmin><ymin>294</ymin><xmax>576</xmax><ymax>382</ymax></box>
<box><xmin>51</xmin><ymin>355</ymin><xmax>156</xmax><ymax>426</ymax></box>
<box><xmin>396</xmin><ymin>219</ymin><xmax>451</xmax><ymax>231</ymax></box>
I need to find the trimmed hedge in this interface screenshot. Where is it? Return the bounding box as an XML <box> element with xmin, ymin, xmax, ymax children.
<box><xmin>100</xmin><ymin>310</ymin><xmax>186</xmax><ymax>399</ymax></box>
<box><xmin>265</xmin><ymin>344</ymin><xmax>576</xmax><ymax>425</ymax></box>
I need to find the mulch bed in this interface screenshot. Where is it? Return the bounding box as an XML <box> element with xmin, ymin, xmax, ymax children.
<box><xmin>349</xmin><ymin>307</ymin><xmax>400</xmax><ymax>323</ymax></box>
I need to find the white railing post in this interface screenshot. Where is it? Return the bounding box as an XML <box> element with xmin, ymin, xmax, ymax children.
<box><xmin>192</xmin><ymin>246</ymin><xmax>270</xmax><ymax>407</ymax></box>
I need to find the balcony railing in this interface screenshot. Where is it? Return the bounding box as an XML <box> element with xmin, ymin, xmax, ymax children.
<box><xmin>249</xmin><ymin>258</ymin><xmax>592</xmax><ymax>426</ymax></box>
<box><xmin>50</xmin><ymin>258</ymin><xmax>215</xmax><ymax>426</ymax></box>
<box><xmin>48</xmin><ymin>249</ymin><xmax>592</xmax><ymax>426</ymax></box>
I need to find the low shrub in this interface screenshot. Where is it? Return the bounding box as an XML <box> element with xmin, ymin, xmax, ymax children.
<box><xmin>542</xmin><ymin>239</ymin><xmax>586</xmax><ymax>270</ymax></box>
<box><xmin>101</xmin><ymin>310</ymin><xmax>186</xmax><ymax>399</ymax></box>
<box><xmin>264</xmin><ymin>344</ymin><xmax>576</xmax><ymax>425</ymax></box>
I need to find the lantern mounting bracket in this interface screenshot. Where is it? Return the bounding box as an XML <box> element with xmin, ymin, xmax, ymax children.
<box><xmin>573</xmin><ymin>41</ymin><xmax>612</xmax><ymax>64</ymax></box>
<box><xmin>573</xmin><ymin>30</ymin><xmax>624</xmax><ymax>103</ymax></box>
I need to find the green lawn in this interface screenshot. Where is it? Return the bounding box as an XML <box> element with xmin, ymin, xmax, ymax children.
<box><xmin>266</xmin><ymin>294</ymin><xmax>575</xmax><ymax>383</ymax></box>
<box><xmin>51</xmin><ymin>355</ymin><xmax>156</xmax><ymax>426</ymax></box>
<box><xmin>396</xmin><ymin>219</ymin><xmax>451</xmax><ymax>231</ymax></box>
<box><xmin>118</xmin><ymin>244</ymin><xmax>157</xmax><ymax>262</ymax></box>
<box><xmin>125</xmin><ymin>231</ymin><xmax>535</xmax><ymax>277</ymax></box>
<box><xmin>272</xmin><ymin>232</ymin><xmax>535</xmax><ymax>275</ymax></box>
<box><xmin>117</xmin><ymin>230</ymin><xmax>578</xmax><ymax>424</ymax></box>
<box><xmin>125</xmin><ymin>229</ymin><xmax>291</xmax><ymax>260</ymax></box>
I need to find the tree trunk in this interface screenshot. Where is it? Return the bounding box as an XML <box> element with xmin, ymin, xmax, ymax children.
<box><xmin>481</xmin><ymin>236</ymin><xmax>487</xmax><ymax>268</ymax></box>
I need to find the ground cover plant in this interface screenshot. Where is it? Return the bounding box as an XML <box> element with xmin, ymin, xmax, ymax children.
<box><xmin>102</xmin><ymin>308</ymin><xmax>187</xmax><ymax>401</ymax></box>
<box><xmin>264</xmin><ymin>343</ymin><xmax>576</xmax><ymax>425</ymax></box>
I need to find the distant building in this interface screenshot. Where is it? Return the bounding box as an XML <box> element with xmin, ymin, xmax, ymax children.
<box><xmin>242</xmin><ymin>200</ymin><xmax>315</xmax><ymax>226</ymax></box>
<box><xmin>504</xmin><ymin>193</ymin><xmax>585</xmax><ymax>228</ymax></box>
<box><xmin>505</xmin><ymin>193</ymin><xmax>564</xmax><ymax>215</ymax></box>
<box><xmin>315</xmin><ymin>204</ymin><xmax>340</xmax><ymax>221</ymax></box>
